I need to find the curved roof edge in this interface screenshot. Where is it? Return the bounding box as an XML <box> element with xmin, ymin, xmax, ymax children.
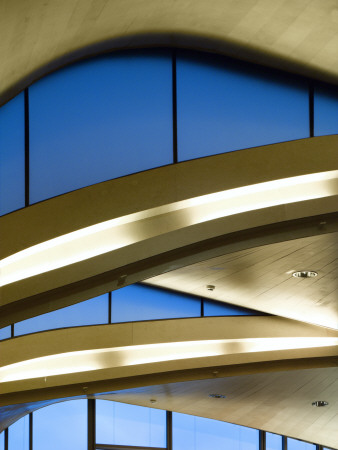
<box><xmin>1</xmin><ymin>31</ymin><xmax>338</xmax><ymax>108</ymax></box>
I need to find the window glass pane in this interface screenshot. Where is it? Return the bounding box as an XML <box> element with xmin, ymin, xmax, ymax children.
<box><xmin>177</xmin><ymin>51</ymin><xmax>308</xmax><ymax>162</ymax></box>
<box><xmin>0</xmin><ymin>431</ymin><xmax>4</xmax><ymax>450</ymax></box>
<box><xmin>173</xmin><ymin>412</ymin><xmax>259</xmax><ymax>450</ymax></box>
<box><xmin>173</xmin><ymin>413</ymin><xmax>196</xmax><ymax>450</ymax></box>
<box><xmin>287</xmin><ymin>438</ymin><xmax>316</xmax><ymax>450</ymax></box>
<box><xmin>204</xmin><ymin>300</ymin><xmax>264</xmax><ymax>316</ymax></box>
<box><xmin>29</xmin><ymin>50</ymin><xmax>173</xmax><ymax>203</ymax></box>
<box><xmin>14</xmin><ymin>294</ymin><xmax>108</xmax><ymax>336</ymax></box>
<box><xmin>0</xmin><ymin>326</ymin><xmax>11</xmax><ymax>341</ymax></box>
<box><xmin>8</xmin><ymin>415</ymin><xmax>29</xmax><ymax>450</ymax></box>
<box><xmin>96</xmin><ymin>400</ymin><xmax>166</xmax><ymax>447</ymax></box>
<box><xmin>33</xmin><ymin>399</ymin><xmax>87</xmax><ymax>450</ymax></box>
<box><xmin>0</xmin><ymin>93</ymin><xmax>25</xmax><ymax>215</ymax></box>
<box><xmin>314</xmin><ymin>85</ymin><xmax>338</xmax><ymax>136</ymax></box>
<box><xmin>111</xmin><ymin>284</ymin><xmax>201</xmax><ymax>323</ymax></box>
<box><xmin>266</xmin><ymin>432</ymin><xmax>282</xmax><ymax>450</ymax></box>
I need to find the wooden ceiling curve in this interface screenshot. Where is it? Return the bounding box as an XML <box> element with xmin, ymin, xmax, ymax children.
<box><xmin>0</xmin><ymin>0</ymin><xmax>338</xmax><ymax>106</ymax></box>
<box><xmin>1</xmin><ymin>317</ymin><xmax>337</xmax><ymax>446</ymax></box>
<box><xmin>1</xmin><ymin>4</ymin><xmax>337</xmax><ymax>444</ymax></box>
<box><xmin>1</xmin><ymin>137</ymin><xmax>337</xmax><ymax>328</ymax></box>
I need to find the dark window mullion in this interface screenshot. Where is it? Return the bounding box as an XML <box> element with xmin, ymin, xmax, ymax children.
<box><xmin>4</xmin><ymin>428</ymin><xmax>8</xmax><ymax>450</ymax></box>
<box><xmin>259</xmin><ymin>430</ymin><xmax>266</xmax><ymax>450</ymax></box>
<box><xmin>29</xmin><ymin>413</ymin><xmax>33</xmax><ymax>450</ymax></box>
<box><xmin>88</xmin><ymin>399</ymin><xmax>96</xmax><ymax>450</ymax></box>
<box><xmin>309</xmin><ymin>82</ymin><xmax>314</xmax><ymax>137</ymax></box>
<box><xmin>283</xmin><ymin>435</ymin><xmax>287</xmax><ymax>450</ymax></box>
<box><xmin>108</xmin><ymin>292</ymin><xmax>112</xmax><ymax>324</ymax></box>
<box><xmin>172</xmin><ymin>49</ymin><xmax>178</xmax><ymax>164</ymax></box>
<box><xmin>24</xmin><ymin>88</ymin><xmax>30</xmax><ymax>206</ymax></box>
<box><xmin>166</xmin><ymin>411</ymin><xmax>172</xmax><ymax>450</ymax></box>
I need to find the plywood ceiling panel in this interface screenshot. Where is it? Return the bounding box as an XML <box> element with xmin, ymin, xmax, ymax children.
<box><xmin>0</xmin><ymin>0</ymin><xmax>338</xmax><ymax>105</ymax></box>
<box><xmin>146</xmin><ymin>232</ymin><xmax>338</xmax><ymax>329</ymax></box>
<box><xmin>97</xmin><ymin>367</ymin><xmax>338</xmax><ymax>448</ymax></box>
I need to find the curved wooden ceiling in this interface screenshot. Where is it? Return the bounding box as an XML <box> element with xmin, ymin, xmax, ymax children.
<box><xmin>1</xmin><ymin>317</ymin><xmax>337</xmax><ymax>446</ymax></box>
<box><xmin>1</xmin><ymin>136</ymin><xmax>337</xmax><ymax>445</ymax></box>
<box><xmin>147</xmin><ymin>231</ymin><xmax>338</xmax><ymax>330</ymax></box>
<box><xmin>1</xmin><ymin>3</ymin><xmax>338</xmax><ymax>445</ymax></box>
<box><xmin>97</xmin><ymin>366</ymin><xmax>338</xmax><ymax>449</ymax></box>
<box><xmin>0</xmin><ymin>0</ymin><xmax>338</xmax><ymax>106</ymax></box>
<box><xmin>1</xmin><ymin>137</ymin><xmax>337</xmax><ymax>328</ymax></box>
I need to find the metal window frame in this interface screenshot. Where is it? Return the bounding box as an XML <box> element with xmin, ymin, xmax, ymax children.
<box><xmin>96</xmin><ymin>445</ymin><xmax>167</xmax><ymax>450</ymax></box>
<box><xmin>1</xmin><ymin>400</ymin><xmax>337</xmax><ymax>450</ymax></box>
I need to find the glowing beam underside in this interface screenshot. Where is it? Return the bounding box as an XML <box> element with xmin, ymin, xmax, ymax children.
<box><xmin>1</xmin><ymin>337</ymin><xmax>337</xmax><ymax>383</ymax></box>
<box><xmin>1</xmin><ymin>170</ymin><xmax>337</xmax><ymax>287</ymax></box>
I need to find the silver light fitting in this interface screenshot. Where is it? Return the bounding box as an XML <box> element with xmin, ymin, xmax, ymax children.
<box><xmin>292</xmin><ymin>271</ymin><xmax>318</xmax><ymax>278</ymax></box>
<box><xmin>209</xmin><ymin>393</ymin><xmax>226</xmax><ymax>399</ymax></box>
<box><xmin>312</xmin><ymin>401</ymin><xmax>328</xmax><ymax>407</ymax></box>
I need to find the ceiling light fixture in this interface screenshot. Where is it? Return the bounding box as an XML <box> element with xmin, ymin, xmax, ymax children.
<box><xmin>312</xmin><ymin>401</ymin><xmax>328</xmax><ymax>407</ymax></box>
<box><xmin>292</xmin><ymin>271</ymin><xmax>318</xmax><ymax>278</ymax></box>
<box><xmin>207</xmin><ymin>285</ymin><xmax>215</xmax><ymax>291</ymax></box>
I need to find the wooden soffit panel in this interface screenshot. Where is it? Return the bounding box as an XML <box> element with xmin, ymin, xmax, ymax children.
<box><xmin>0</xmin><ymin>316</ymin><xmax>337</xmax><ymax>404</ymax></box>
<box><xmin>0</xmin><ymin>137</ymin><xmax>338</xmax><ymax>328</ymax></box>
<box><xmin>1</xmin><ymin>0</ymin><xmax>338</xmax><ymax>106</ymax></box>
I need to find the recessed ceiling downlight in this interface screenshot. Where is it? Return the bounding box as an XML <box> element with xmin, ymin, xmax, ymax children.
<box><xmin>207</xmin><ymin>285</ymin><xmax>215</xmax><ymax>291</ymax></box>
<box><xmin>292</xmin><ymin>271</ymin><xmax>318</xmax><ymax>278</ymax></box>
<box><xmin>312</xmin><ymin>401</ymin><xmax>328</xmax><ymax>407</ymax></box>
<box><xmin>209</xmin><ymin>394</ymin><xmax>226</xmax><ymax>399</ymax></box>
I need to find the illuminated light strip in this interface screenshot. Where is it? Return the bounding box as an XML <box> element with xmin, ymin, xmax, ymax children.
<box><xmin>0</xmin><ymin>337</ymin><xmax>337</xmax><ymax>383</ymax></box>
<box><xmin>1</xmin><ymin>170</ymin><xmax>337</xmax><ymax>287</ymax></box>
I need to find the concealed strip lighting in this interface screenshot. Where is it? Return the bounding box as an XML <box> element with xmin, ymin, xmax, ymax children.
<box><xmin>0</xmin><ymin>337</ymin><xmax>337</xmax><ymax>384</ymax></box>
<box><xmin>292</xmin><ymin>271</ymin><xmax>318</xmax><ymax>278</ymax></box>
<box><xmin>1</xmin><ymin>170</ymin><xmax>337</xmax><ymax>287</ymax></box>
